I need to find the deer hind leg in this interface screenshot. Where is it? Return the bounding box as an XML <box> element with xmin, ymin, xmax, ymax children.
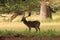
<box><xmin>38</xmin><ymin>27</ymin><xmax>40</xmax><ymax>31</ymax></box>
<box><xmin>29</xmin><ymin>27</ymin><xmax>31</xmax><ymax>32</ymax></box>
<box><xmin>35</xmin><ymin>27</ymin><xmax>38</xmax><ymax>32</ymax></box>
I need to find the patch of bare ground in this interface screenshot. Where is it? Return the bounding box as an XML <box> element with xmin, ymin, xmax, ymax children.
<box><xmin>0</xmin><ymin>35</ymin><xmax>60</xmax><ymax>40</ymax></box>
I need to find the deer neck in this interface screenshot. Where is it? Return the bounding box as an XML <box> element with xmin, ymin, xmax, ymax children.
<box><xmin>23</xmin><ymin>18</ymin><xmax>28</xmax><ymax>23</ymax></box>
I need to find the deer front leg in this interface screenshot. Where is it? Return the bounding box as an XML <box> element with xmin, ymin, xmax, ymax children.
<box><xmin>29</xmin><ymin>27</ymin><xmax>31</xmax><ymax>32</ymax></box>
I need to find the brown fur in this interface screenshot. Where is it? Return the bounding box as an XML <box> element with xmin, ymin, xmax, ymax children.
<box><xmin>21</xmin><ymin>17</ymin><xmax>40</xmax><ymax>32</ymax></box>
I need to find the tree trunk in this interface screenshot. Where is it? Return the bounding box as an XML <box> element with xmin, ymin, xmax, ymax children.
<box><xmin>10</xmin><ymin>13</ymin><xmax>18</xmax><ymax>22</ymax></box>
<box><xmin>10</xmin><ymin>10</ymin><xmax>26</xmax><ymax>22</ymax></box>
<box><xmin>40</xmin><ymin>1</ymin><xmax>52</xmax><ymax>21</ymax></box>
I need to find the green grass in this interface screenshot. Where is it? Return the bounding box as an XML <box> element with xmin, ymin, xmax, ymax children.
<box><xmin>0</xmin><ymin>30</ymin><xmax>17</xmax><ymax>36</ymax></box>
<box><xmin>0</xmin><ymin>11</ymin><xmax>60</xmax><ymax>37</ymax></box>
<box><xmin>42</xmin><ymin>18</ymin><xmax>60</xmax><ymax>22</ymax></box>
<box><xmin>42</xmin><ymin>18</ymin><xmax>53</xmax><ymax>22</ymax></box>
<box><xmin>0</xmin><ymin>29</ymin><xmax>60</xmax><ymax>37</ymax></box>
<box><xmin>21</xmin><ymin>29</ymin><xmax>60</xmax><ymax>37</ymax></box>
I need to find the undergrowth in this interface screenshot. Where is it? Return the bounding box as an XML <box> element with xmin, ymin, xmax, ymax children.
<box><xmin>0</xmin><ymin>29</ymin><xmax>60</xmax><ymax>37</ymax></box>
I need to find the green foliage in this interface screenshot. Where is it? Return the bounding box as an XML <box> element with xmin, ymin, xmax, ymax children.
<box><xmin>0</xmin><ymin>0</ymin><xmax>60</xmax><ymax>14</ymax></box>
<box><xmin>0</xmin><ymin>0</ymin><xmax>40</xmax><ymax>13</ymax></box>
<box><xmin>17</xmin><ymin>29</ymin><xmax>60</xmax><ymax>37</ymax></box>
<box><xmin>50</xmin><ymin>0</ymin><xmax>60</xmax><ymax>11</ymax></box>
<box><xmin>42</xmin><ymin>30</ymin><xmax>57</xmax><ymax>37</ymax></box>
<box><xmin>0</xmin><ymin>29</ymin><xmax>60</xmax><ymax>37</ymax></box>
<box><xmin>0</xmin><ymin>30</ymin><xmax>16</xmax><ymax>36</ymax></box>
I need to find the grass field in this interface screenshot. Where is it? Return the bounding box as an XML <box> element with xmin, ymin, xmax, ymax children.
<box><xmin>0</xmin><ymin>11</ymin><xmax>60</xmax><ymax>37</ymax></box>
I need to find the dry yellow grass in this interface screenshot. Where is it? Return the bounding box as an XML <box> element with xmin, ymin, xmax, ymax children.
<box><xmin>0</xmin><ymin>13</ymin><xmax>60</xmax><ymax>32</ymax></box>
<box><xmin>0</xmin><ymin>22</ymin><xmax>60</xmax><ymax>32</ymax></box>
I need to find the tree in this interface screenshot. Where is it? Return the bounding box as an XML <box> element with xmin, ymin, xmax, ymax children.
<box><xmin>10</xmin><ymin>0</ymin><xmax>40</xmax><ymax>21</ymax></box>
<box><xmin>40</xmin><ymin>0</ymin><xmax>53</xmax><ymax>21</ymax></box>
<box><xmin>1</xmin><ymin>0</ymin><xmax>57</xmax><ymax>22</ymax></box>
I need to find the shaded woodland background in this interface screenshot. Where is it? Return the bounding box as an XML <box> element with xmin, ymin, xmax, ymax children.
<box><xmin>0</xmin><ymin>0</ymin><xmax>60</xmax><ymax>21</ymax></box>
